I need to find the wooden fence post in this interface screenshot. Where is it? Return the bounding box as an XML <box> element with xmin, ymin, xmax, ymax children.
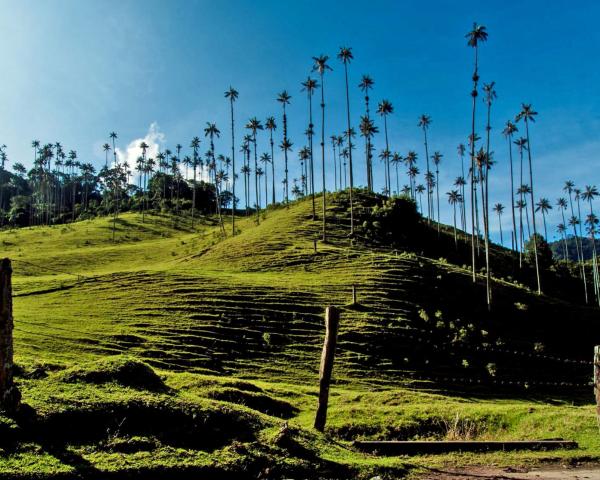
<box><xmin>0</xmin><ymin>258</ymin><xmax>19</xmax><ymax>412</ymax></box>
<box><xmin>595</xmin><ymin>346</ymin><xmax>600</xmax><ymax>427</ymax></box>
<box><xmin>314</xmin><ymin>306</ymin><xmax>340</xmax><ymax>432</ymax></box>
<box><xmin>352</xmin><ymin>285</ymin><xmax>357</xmax><ymax>305</ymax></box>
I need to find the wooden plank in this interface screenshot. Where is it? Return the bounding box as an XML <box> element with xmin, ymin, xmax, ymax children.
<box><xmin>354</xmin><ymin>440</ymin><xmax>578</xmax><ymax>455</ymax></box>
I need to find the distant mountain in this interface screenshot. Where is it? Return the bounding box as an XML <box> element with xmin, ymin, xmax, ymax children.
<box><xmin>550</xmin><ymin>236</ymin><xmax>597</xmax><ymax>261</ymax></box>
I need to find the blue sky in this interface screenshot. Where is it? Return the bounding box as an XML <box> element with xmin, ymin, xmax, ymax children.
<box><xmin>1</xmin><ymin>0</ymin><xmax>599</xmax><ymax>242</ymax></box>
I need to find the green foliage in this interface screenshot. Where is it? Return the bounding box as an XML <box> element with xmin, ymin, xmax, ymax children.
<box><xmin>525</xmin><ymin>233</ymin><xmax>554</xmax><ymax>270</ymax></box>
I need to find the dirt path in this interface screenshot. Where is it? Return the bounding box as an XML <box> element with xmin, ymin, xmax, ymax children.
<box><xmin>416</xmin><ymin>464</ymin><xmax>600</xmax><ymax>479</ymax></box>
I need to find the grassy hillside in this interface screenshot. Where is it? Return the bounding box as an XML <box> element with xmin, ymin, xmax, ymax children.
<box><xmin>1</xmin><ymin>192</ymin><xmax>599</xmax><ymax>479</ymax></box>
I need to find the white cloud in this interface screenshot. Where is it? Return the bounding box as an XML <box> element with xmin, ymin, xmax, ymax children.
<box><xmin>115</xmin><ymin>122</ymin><xmax>165</xmax><ymax>172</ymax></box>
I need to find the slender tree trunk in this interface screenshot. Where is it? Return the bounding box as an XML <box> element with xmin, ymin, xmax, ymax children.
<box><xmin>524</xmin><ymin>119</ymin><xmax>541</xmax><ymax>294</ymax></box>
<box><xmin>507</xmin><ymin>135</ymin><xmax>518</xmax><ymax>252</ymax></box>
<box><xmin>469</xmin><ymin>45</ymin><xmax>479</xmax><ymax>283</ymax></box>
<box><xmin>230</xmin><ymin>99</ymin><xmax>236</xmax><ymax>235</ymax></box>
<box><xmin>319</xmin><ymin>73</ymin><xmax>327</xmax><ymax>242</ymax></box>
<box><xmin>253</xmin><ymin>132</ymin><xmax>260</xmax><ymax>224</ymax></box>
<box><xmin>343</xmin><ymin>62</ymin><xmax>355</xmax><ymax>235</ymax></box>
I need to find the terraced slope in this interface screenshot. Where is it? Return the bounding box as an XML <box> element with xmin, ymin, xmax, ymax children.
<box><xmin>8</xmin><ymin>193</ymin><xmax>596</xmax><ymax>388</ymax></box>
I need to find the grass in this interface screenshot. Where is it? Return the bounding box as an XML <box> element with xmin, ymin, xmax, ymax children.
<box><xmin>1</xmin><ymin>193</ymin><xmax>599</xmax><ymax>478</ymax></box>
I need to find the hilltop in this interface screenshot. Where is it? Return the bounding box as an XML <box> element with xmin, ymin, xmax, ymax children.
<box><xmin>1</xmin><ymin>191</ymin><xmax>599</xmax><ymax>479</ymax></box>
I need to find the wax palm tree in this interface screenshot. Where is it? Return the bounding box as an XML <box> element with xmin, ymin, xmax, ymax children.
<box><xmin>264</xmin><ymin>116</ymin><xmax>277</xmax><ymax>206</ymax></box>
<box><xmin>379</xmin><ymin>149</ymin><xmax>391</xmax><ymax>195</ymax></box>
<box><xmin>103</xmin><ymin>143</ymin><xmax>111</xmax><ymax>168</ymax></box>
<box><xmin>447</xmin><ymin>190</ymin><xmax>462</xmax><ymax>246</ymax></box>
<box><xmin>493</xmin><ymin>203</ymin><xmax>505</xmax><ymax>246</ymax></box>
<box><xmin>516</xmin><ymin>104</ymin><xmax>541</xmax><ymax>294</ymax></box>
<box><xmin>312</xmin><ymin>55</ymin><xmax>332</xmax><ymax>241</ymax></box>
<box><xmin>418</xmin><ymin>114</ymin><xmax>433</xmax><ymax>222</ymax></box>
<box><xmin>338</xmin><ymin>46</ymin><xmax>356</xmax><ymax>235</ymax></box>
<box><xmin>301</xmin><ymin>77</ymin><xmax>318</xmax><ymax>218</ymax></box>
<box><xmin>225</xmin><ymin>87</ymin><xmax>239</xmax><ymax>234</ymax></box>
<box><xmin>516</xmin><ymin>198</ymin><xmax>527</xmax><ymax>267</ymax></box>
<box><xmin>556</xmin><ymin>197</ymin><xmax>571</xmax><ymax>260</ymax></box>
<box><xmin>557</xmin><ymin>223</ymin><xmax>568</xmax><ymax>261</ymax></box>
<box><xmin>246</xmin><ymin>117</ymin><xmax>263</xmax><ymax>222</ymax></box>
<box><xmin>359</xmin><ymin>75</ymin><xmax>375</xmax><ymax>191</ymax></box>
<box><xmin>204</xmin><ymin>122</ymin><xmax>225</xmax><ymax>233</ymax></box>
<box><xmin>454</xmin><ymin>176</ymin><xmax>467</xmax><ymax>230</ymax></box>
<box><xmin>466</xmin><ymin>22</ymin><xmax>488</xmax><ymax>283</ymax></box>
<box><xmin>475</xmin><ymin>147</ymin><xmax>492</xmax><ymax>307</ymax></box>
<box><xmin>377</xmin><ymin>100</ymin><xmax>393</xmax><ymax>196</ymax></box>
<box><xmin>563</xmin><ymin>180</ymin><xmax>584</xmax><ymax>271</ymax></box>
<box><xmin>260</xmin><ymin>152</ymin><xmax>271</xmax><ymax>208</ymax></box>
<box><xmin>482</xmin><ymin>81</ymin><xmax>496</xmax><ymax>256</ymax></box>
<box><xmin>502</xmin><ymin>121</ymin><xmax>518</xmax><ymax>251</ymax></box>
<box><xmin>359</xmin><ymin>115</ymin><xmax>378</xmax><ymax>189</ymax></box>
<box><xmin>277</xmin><ymin>90</ymin><xmax>292</xmax><ymax>206</ymax></box>
<box><xmin>415</xmin><ymin>184</ymin><xmax>425</xmax><ymax>213</ymax></box>
<box><xmin>405</xmin><ymin>151</ymin><xmax>418</xmax><ymax>199</ymax></box>
<box><xmin>391</xmin><ymin>152</ymin><xmax>402</xmax><ymax>196</ymax></box>
<box><xmin>190</xmin><ymin>136</ymin><xmax>201</xmax><ymax>227</ymax></box>
<box><xmin>582</xmin><ymin>185</ymin><xmax>600</xmax><ymax>304</ymax></box>
<box><xmin>535</xmin><ymin>198</ymin><xmax>552</xmax><ymax>239</ymax></box>
<box><xmin>432</xmin><ymin>151</ymin><xmax>443</xmax><ymax>229</ymax></box>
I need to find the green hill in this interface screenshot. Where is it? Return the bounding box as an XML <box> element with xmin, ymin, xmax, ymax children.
<box><xmin>1</xmin><ymin>192</ymin><xmax>598</xmax><ymax>479</ymax></box>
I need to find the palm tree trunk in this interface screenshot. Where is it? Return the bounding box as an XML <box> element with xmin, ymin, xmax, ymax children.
<box><xmin>524</xmin><ymin>119</ymin><xmax>541</xmax><ymax>294</ymax></box>
<box><xmin>230</xmin><ymin>99</ymin><xmax>236</xmax><ymax>235</ymax></box>
<box><xmin>343</xmin><ymin>62</ymin><xmax>354</xmax><ymax>235</ymax></box>
<box><xmin>469</xmin><ymin>45</ymin><xmax>479</xmax><ymax>283</ymax></box>
<box><xmin>308</xmin><ymin>93</ymin><xmax>316</xmax><ymax>218</ymax></box>
<box><xmin>319</xmin><ymin>72</ymin><xmax>327</xmax><ymax>242</ymax></box>
<box><xmin>253</xmin><ymin>132</ymin><xmax>260</xmax><ymax>224</ymax></box>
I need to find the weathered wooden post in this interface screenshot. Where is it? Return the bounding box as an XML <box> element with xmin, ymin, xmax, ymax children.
<box><xmin>313</xmin><ymin>238</ymin><xmax>318</xmax><ymax>254</ymax></box>
<box><xmin>352</xmin><ymin>285</ymin><xmax>357</xmax><ymax>305</ymax></box>
<box><xmin>314</xmin><ymin>306</ymin><xmax>339</xmax><ymax>432</ymax></box>
<box><xmin>0</xmin><ymin>258</ymin><xmax>19</xmax><ymax>412</ymax></box>
<box><xmin>594</xmin><ymin>346</ymin><xmax>600</xmax><ymax>427</ymax></box>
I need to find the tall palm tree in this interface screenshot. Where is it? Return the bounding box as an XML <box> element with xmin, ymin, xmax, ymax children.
<box><xmin>454</xmin><ymin>176</ymin><xmax>467</xmax><ymax>231</ymax></box>
<box><xmin>391</xmin><ymin>152</ymin><xmax>402</xmax><ymax>195</ymax></box>
<box><xmin>447</xmin><ymin>190</ymin><xmax>461</xmax><ymax>246</ymax></box>
<box><xmin>312</xmin><ymin>55</ymin><xmax>332</xmax><ymax>242</ymax></box>
<box><xmin>377</xmin><ymin>100</ymin><xmax>393</xmax><ymax>195</ymax></box>
<box><xmin>466</xmin><ymin>22</ymin><xmax>488</xmax><ymax>283</ymax></box>
<box><xmin>516</xmin><ymin>104</ymin><xmax>541</xmax><ymax>294</ymax></box>
<box><xmin>260</xmin><ymin>153</ymin><xmax>271</xmax><ymax>208</ymax></box>
<box><xmin>277</xmin><ymin>91</ymin><xmax>292</xmax><ymax>205</ymax></box>
<box><xmin>338</xmin><ymin>46</ymin><xmax>356</xmax><ymax>235</ymax></box>
<box><xmin>556</xmin><ymin>197</ymin><xmax>571</xmax><ymax>258</ymax></box>
<box><xmin>103</xmin><ymin>143</ymin><xmax>111</xmax><ymax>168</ymax></box>
<box><xmin>225</xmin><ymin>87</ymin><xmax>239</xmax><ymax>235</ymax></box>
<box><xmin>265</xmin><ymin>117</ymin><xmax>277</xmax><ymax>205</ymax></box>
<box><xmin>418</xmin><ymin>114</ymin><xmax>433</xmax><ymax>222</ymax></box>
<box><xmin>493</xmin><ymin>203</ymin><xmax>505</xmax><ymax>246</ymax></box>
<box><xmin>190</xmin><ymin>136</ymin><xmax>201</xmax><ymax>227</ymax></box>
<box><xmin>246</xmin><ymin>117</ymin><xmax>263</xmax><ymax>223</ymax></box>
<box><xmin>432</xmin><ymin>151</ymin><xmax>443</xmax><ymax>230</ymax></box>
<box><xmin>204</xmin><ymin>122</ymin><xmax>225</xmax><ymax>233</ymax></box>
<box><xmin>476</xmin><ymin>148</ymin><xmax>492</xmax><ymax>308</ymax></box>
<box><xmin>415</xmin><ymin>184</ymin><xmax>425</xmax><ymax>213</ymax></box>
<box><xmin>557</xmin><ymin>223</ymin><xmax>568</xmax><ymax>261</ymax></box>
<box><xmin>359</xmin><ymin>115</ymin><xmax>378</xmax><ymax>190</ymax></box>
<box><xmin>359</xmin><ymin>75</ymin><xmax>375</xmax><ymax>191</ymax></box>
<box><xmin>502</xmin><ymin>121</ymin><xmax>518</xmax><ymax>251</ymax></box>
<box><xmin>301</xmin><ymin>77</ymin><xmax>318</xmax><ymax>219</ymax></box>
<box><xmin>535</xmin><ymin>198</ymin><xmax>552</xmax><ymax>239</ymax></box>
<box><xmin>582</xmin><ymin>185</ymin><xmax>600</xmax><ymax>304</ymax></box>
<box><xmin>563</xmin><ymin>181</ymin><xmax>585</xmax><ymax>282</ymax></box>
